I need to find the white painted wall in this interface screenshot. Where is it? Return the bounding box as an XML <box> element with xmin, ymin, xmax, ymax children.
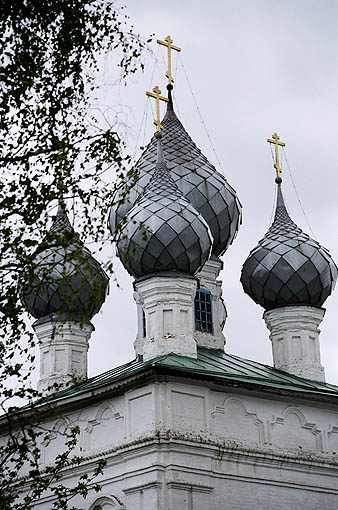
<box><xmin>134</xmin><ymin>275</ymin><xmax>198</xmax><ymax>360</ymax></box>
<box><xmin>22</xmin><ymin>378</ymin><xmax>338</xmax><ymax>509</ymax></box>
<box><xmin>133</xmin><ymin>259</ymin><xmax>227</xmax><ymax>361</ymax></box>
<box><xmin>264</xmin><ymin>306</ymin><xmax>325</xmax><ymax>381</ymax></box>
<box><xmin>194</xmin><ymin>257</ymin><xmax>226</xmax><ymax>350</ymax></box>
<box><xmin>35</xmin><ymin>320</ymin><xmax>93</xmax><ymax>393</ymax></box>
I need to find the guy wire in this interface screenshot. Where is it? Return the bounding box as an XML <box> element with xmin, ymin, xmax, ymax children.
<box><xmin>133</xmin><ymin>45</ymin><xmax>160</xmax><ymax>158</ymax></box>
<box><xmin>282</xmin><ymin>147</ymin><xmax>316</xmax><ymax>240</ymax></box>
<box><xmin>178</xmin><ymin>54</ymin><xmax>226</xmax><ymax>176</ymax></box>
<box><xmin>142</xmin><ymin>99</ymin><xmax>149</xmax><ymax>149</ymax></box>
<box><xmin>173</xmin><ymin>51</ymin><xmax>182</xmax><ymax>120</ymax></box>
<box><xmin>268</xmin><ymin>143</ymin><xmax>276</xmax><ymax>226</ymax></box>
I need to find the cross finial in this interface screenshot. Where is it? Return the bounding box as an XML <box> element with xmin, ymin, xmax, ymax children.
<box><xmin>157</xmin><ymin>35</ymin><xmax>181</xmax><ymax>85</ymax></box>
<box><xmin>146</xmin><ymin>85</ymin><xmax>169</xmax><ymax>132</ymax></box>
<box><xmin>267</xmin><ymin>132</ymin><xmax>286</xmax><ymax>182</ymax></box>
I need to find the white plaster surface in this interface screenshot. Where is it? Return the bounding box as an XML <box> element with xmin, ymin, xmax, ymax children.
<box><xmin>264</xmin><ymin>306</ymin><xmax>326</xmax><ymax>381</ymax></box>
<box><xmin>134</xmin><ymin>260</ymin><xmax>227</xmax><ymax>360</ymax></box>
<box><xmin>21</xmin><ymin>379</ymin><xmax>338</xmax><ymax>509</ymax></box>
<box><xmin>133</xmin><ymin>275</ymin><xmax>198</xmax><ymax>360</ymax></box>
<box><xmin>34</xmin><ymin>320</ymin><xmax>93</xmax><ymax>393</ymax></box>
<box><xmin>194</xmin><ymin>257</ymin><xmax>226</xmax><ymax>350</ymax></box>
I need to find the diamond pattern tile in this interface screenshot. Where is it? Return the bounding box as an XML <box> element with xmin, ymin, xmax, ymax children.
<box><xmin>117</xmin><ymin>141</ymin><xmax>213</xmax><ymax>278</ymax></box>
<box><xmin>241</xmin><ymin>184</ymin><xmax>337</xmax><ymax>310</ymax></box>
<box><xmin>110</xmin><ymin>97</ymin><xmax>242</xmax><ymax>256</ymax></box>
<box><xmin>22</xmin><ymin>204</ymin><xmax>109</xmax><ymax>321</ymax></box>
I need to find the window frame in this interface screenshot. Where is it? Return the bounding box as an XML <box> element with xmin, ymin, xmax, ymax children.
<box><xmin>194</xmin><ymin>287</ymin><xmax>213</xmax><ymax>334</ymax></box>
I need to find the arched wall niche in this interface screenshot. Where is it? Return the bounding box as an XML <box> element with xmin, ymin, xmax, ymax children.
<box><xmin>88</xmin><ymin>494</ymin><xmax>125</xmax><ymax>509</ymax></box>
<box><xmin>211</xmin><ymin>396</ymin><xmax>264</xmax><ymax>444</ymax></box>
<box><xmin>84</xmin><ymin>403</ymin><xmax>124</xmax><ymax>452</ymax></box>
<box><xmin>270</xmin><ymin>406</ymin><xmax>321</xmax><ymax>452</ymax></box>
<box><xmin>43</xmin><ymin>416</ymin><xmax>72</xmax><ymax>465</ymax></box>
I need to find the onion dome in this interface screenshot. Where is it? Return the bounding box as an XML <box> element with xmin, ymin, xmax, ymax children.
<box><xmin>241</xmin><ymin>182</ymin><xmax>338</xmax><ymax>310</ymax></box>
<box><xmin>21</xmin><ymin>202</ymin><xmax>109</xmax><ymax>322</ymax></box>
<box><xmin>110</xmin><ymin>85</ymin><xmax>241</xmax><ymax>257</ymax></box>
<box><xmin>116</xmin><ymin>133</ymin><xmax>213</xmax><ymax>278</ymax></box>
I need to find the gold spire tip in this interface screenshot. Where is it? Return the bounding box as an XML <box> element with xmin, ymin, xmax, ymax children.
<box><xmin>146</xmin><ymin>85</ymin><xmax>169</xmax><ymax>132</ymax></box>
<box><xmin>157</xmin><ymin>35</ymin><xmax>181</xmax><ymax>85</ymax></box>
<box><xmin>267</xmin><ymin>132</ymin><xmax>285</xmax><ymax>182</ymax></box>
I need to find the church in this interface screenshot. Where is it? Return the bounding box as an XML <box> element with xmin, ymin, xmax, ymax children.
<box><xmin>12</xmin><ymin>36</ymin><xmax>338</xmax><ymax>509</ymax></box>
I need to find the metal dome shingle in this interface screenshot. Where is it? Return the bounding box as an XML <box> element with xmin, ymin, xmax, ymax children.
<box><xmin>241</xmin><ymin>184</ymin><xmax>337</xmax><ymax>310</ymax></box>
<box><xmin>117</xmin><ymin>138</ymin><xmax>213</xmax><ymax>278</ymax></box>
<box><xmin>110</xmin><ymin>90</ymin><xmax>241</xmax><ymax>257</ymax></box>
<box><xmin>21</xmin><ymin>203</ymin><xmax>109</xmax><ymax>322</ymax></box>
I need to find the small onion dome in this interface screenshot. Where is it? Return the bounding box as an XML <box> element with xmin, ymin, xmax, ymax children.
<box><xmin>241</xmin><ymin>183</ymin><xmax>338</xmax><ymax>310</ymax></box>
<box><xmin>110</xmin><ymin>85</ymin><xmax>241</xmax><ymax>257</ymax></box>
<box><xmin>21</xmin><ymin>202</ymin><xmax>109</xmax><ymax>322</ymax></box>
<box><xmin>116</xmin><ymin>134</ymin><xmax>213</xmax><ymax>278</ymax></box>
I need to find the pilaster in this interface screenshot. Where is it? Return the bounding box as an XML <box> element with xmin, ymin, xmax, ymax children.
<box><xmin>263</xmin><ymin>306</ymin><xmax>325</xmax><ymax>382</ymax></box>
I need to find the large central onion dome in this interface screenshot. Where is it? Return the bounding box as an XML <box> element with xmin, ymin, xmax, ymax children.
<box><xmin>110</xmin><ymin>85</ymin><xmax>241</xmax><ymax>257</ymax></box>
<box><xmin>241</xmin><ymin>182</ymin><xmax>338</xmax><ymax>310</ymax></box>
<box><xmin>116</xmin><ymin>133</ymin><xmax>213</xmax><ymax>278</ymax></box>
<box><xmin>22</xmin><ymin>202</ymin><xmax>109</xmax><ymax>322</ymax></box>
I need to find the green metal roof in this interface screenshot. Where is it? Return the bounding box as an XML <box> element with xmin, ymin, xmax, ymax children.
<box><xmin>42</xmin><ymin>348</ymin><xmax>338</xmax><ymax>405</ymax></box>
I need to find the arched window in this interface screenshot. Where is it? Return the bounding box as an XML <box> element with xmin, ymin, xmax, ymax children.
<box><xmin>194</xmin><ymin>288</ymin><xmax>213</xmax><ymax>333</ymax></box>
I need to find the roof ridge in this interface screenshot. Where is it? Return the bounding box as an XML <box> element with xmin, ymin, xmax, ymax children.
<box><xmin>24</xmin><ymin>349</ymin><xmax>338</xmax><ymax>408</ymax></box>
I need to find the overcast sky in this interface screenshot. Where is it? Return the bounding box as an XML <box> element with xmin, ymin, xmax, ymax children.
<box><xmin>81</xmin><ymin>0</ymin><xmax>338</xmax><ymax>384</ymax></box>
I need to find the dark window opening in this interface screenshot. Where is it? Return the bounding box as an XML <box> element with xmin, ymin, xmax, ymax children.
<box><xmin>142</xmin><ymin>308</ymin><xmax>146</xmax><ymax>338</ymax></box>
<box><xmin>194</xmin><ymin>288</ymin><xmax>213</xmax><ymax>333</ymax></box>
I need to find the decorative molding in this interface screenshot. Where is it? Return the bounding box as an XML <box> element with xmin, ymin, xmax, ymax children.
<box><xmin>211</xmin><ymin>405</ymin><xmax>225</xmax><ymax>415</ymax></box>
<box><xmin>87</xmin><ymin>403</ymin><xmax>123</xmax><ymax>430</ymax></box>
<box><xmin>264</xmin><ymin>306</ymin><xmax>325</xmax><ymax>381</ymax></box>
<box><xmin>84</xmin><ymin>403</ymin><xmax>124</xmax><ymax>452</ymax></box>
<box><xmin>211</xmin><ymin>396</ymin><xmax>265</xmax><ymax>444</ymax></box>
<box><xmin>166</xmin><ymin>481</ymin><xmax>214</xmax><ymax>494</ymax></box>
<box><xmin>325</xmin><ymin>424</ymin><xmax>338</xmax><ymax>454</ymax></box>
<box><xmin>126</xmin><ymin>388</ymin><xmax>155</xmax><ymax>439</ymax></box>
<box><xmin>123</xmin><ymin>481</ymin><xmax>162</xmax><ymax>495</ymax></box>
<box><xmin>14</xmin><ymin>429</ymin><xmax>338</xmax><ymax>492</ymax></box>
<box><xmin>170</xmin><ymin>387</ymin><xmax>209</xmax><ymax>432</ymax></box>
<box><xmin>42</xmin><ymin>416</ymin><xmax>71</xmax><ymax>465</ymax></box>
<box><xmin>134</xmin><ymin>275</ymin><xmax>198</xmax><ymax>360</ymax></box>
<box><xmin>88</xmin><ymin>494</ymin><xmax>125</xmax><ymax>509</ymax></box>
<box><xmin>271</xmin><ymin>406</ymin><xmax>320</xmax><ymax>434</ymax></box>
<box><xmin>271</xmin><ymin>406</ymin><xmax>322</xmax><ymax>451</ymax></box>
<box><xmin>35</xmin><ymin>319</ymin><xmax>94</xmax><ymax>393</ymax></box>
<box><xmin>43</xmin><ymin>416</ymin><xmax>70</xmax><ymax>446</ymax></box>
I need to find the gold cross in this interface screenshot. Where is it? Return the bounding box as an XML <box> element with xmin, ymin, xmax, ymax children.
<box><xmin>157</xmin><ymin>35</ymin><xmax>181</xmax><ymax>85</ymax></box>
<box><xmin>267</xmin><ymin>132</ymin><xmax>286</xmax><ymax>180</ymax></box>
<box><xmin>146</xmin><ymin>86</ymin><xmax>169</xmax><ymax>132</ymax></box>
